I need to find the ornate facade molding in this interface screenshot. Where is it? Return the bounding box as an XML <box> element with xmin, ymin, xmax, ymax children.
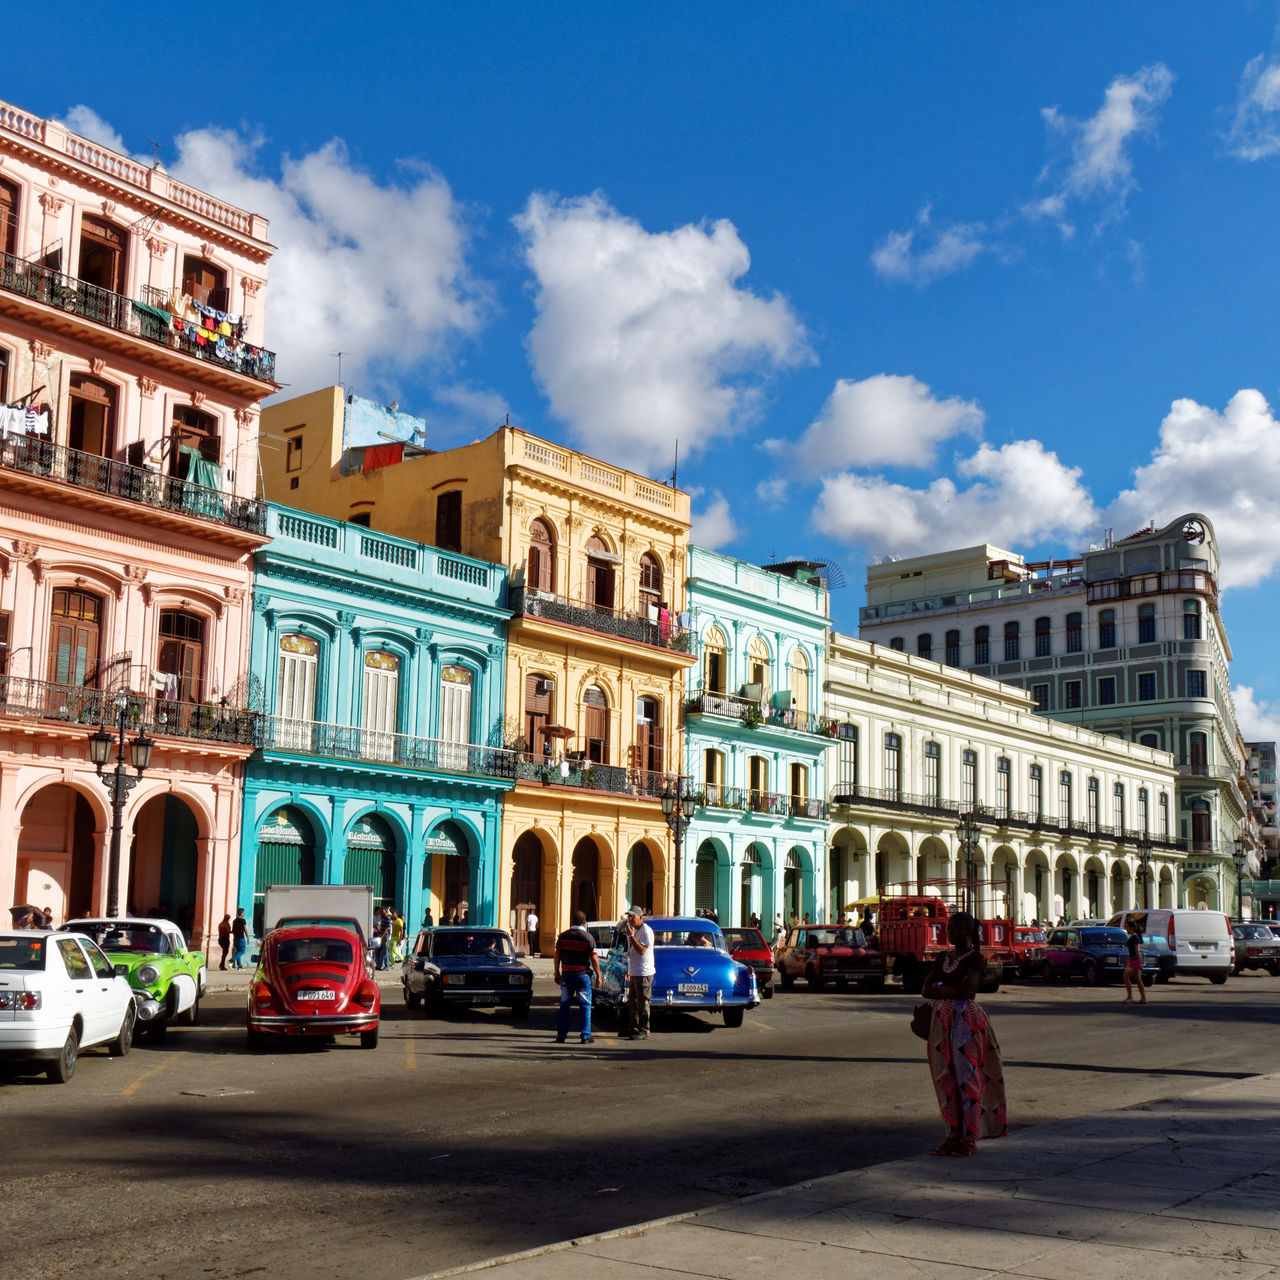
<box><xmin>136</xmin><ymin>376</ymin><xmax>159</xmax><ymax>399</ymax></box>
<box><xmin>234</xmin><ymin>406</ymin><xmax>258</xmax><ymax>429</ymax></box>
<box><xmin>29</xmin><ymin>340</ymin><xmax>53</xmax><ymax>363</ymax></box>
<box><xmin>38</xmin><ymin>191</ymin><xmax>65</xmax><ymax>216</ymax></box>
<box><xmin>146</xmin><ymin>235</ymin><xmax>170</xmax><ymax>259</ymax></box>
<box><xmin>242</xmin><ymin>277</ymin><xmax>263</xmax><ymax>298</ymax></box>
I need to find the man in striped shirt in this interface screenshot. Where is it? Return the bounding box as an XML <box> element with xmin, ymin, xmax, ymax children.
<box><xmin>554</xmin><ymin>910</ymin><xmax>601</xmax><ymax>1044</ymax></box>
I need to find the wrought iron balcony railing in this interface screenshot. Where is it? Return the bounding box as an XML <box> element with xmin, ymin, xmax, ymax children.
<box><xmin>685</xmin><ymin>687</ymin><xmax>834</xmax><ymax>737</ymax></box>
<box><xmin>0</xmin><ymin>676</ymin><xmax>259</xmax><ymax>746</ymax></box>
<box><xmin>510</xmin><ymin>586</ymin><xmax>694</xmax><ymax>654</ymax></box>
<box><xmin>0</xmin><ymin>249</ymin><xmax>277</xmax><ymax>383</ymax></box>
<box><xmin>0</xmin><ymin>434</ymin><xmax>266</xmax><ymax>534</ymax></box>
<box><xmin>513</xmin><ymin>754</ymin><xmax>667</xmax><ymax>798</ymax></box>
<box><xmin>695</xmin><ymin>784</ymin><xmax>827</xmax><ymax>820</ymax></box>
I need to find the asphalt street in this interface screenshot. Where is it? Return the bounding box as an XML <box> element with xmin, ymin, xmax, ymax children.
<box><xmin>4</xmin><ymin>968</ymin><xmax>1279</xmax><ymax>1280</ymax></box>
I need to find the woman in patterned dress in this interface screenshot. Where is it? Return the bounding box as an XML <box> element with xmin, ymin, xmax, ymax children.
<box><xmin>922</xmin><ymin>910</ymin><xmax>1007</xmax><ymax>1157</ymax></box>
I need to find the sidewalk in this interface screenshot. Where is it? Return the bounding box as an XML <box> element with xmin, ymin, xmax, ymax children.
<box><xmin>415</xmin><ymin>1071</ymin><xmax>1280</xmax><ymax>1280</ymax></box>
<box><xmin>203</xmin><ymin>952</ymin><xmax>559</xmax><ymax>993</ymax></box>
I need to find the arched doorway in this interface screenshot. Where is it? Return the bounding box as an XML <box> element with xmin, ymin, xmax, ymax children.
<box><xmin>740</xmin><ymin>845</ymin><xmax>761</xmax><ymax>926</ymax></box>
<box><xmin>423</xmin><ymin>820</ymin><xmax>472</xmax><ymax>924</ymax></box>
<box><xmin>1185</xmin><ymin>874</ymin><xmax>1217</xmax><ymax>910</ymax></box>
<box><xmin>571</xmin><ymin>836</ymin><xmax>602</xmax><ymax>919</ymax></box>
<box><xmin>130</xmin><ymin>795</ymin><xmax>200</xmax><ymax>936</ymax></box>
<box><xmin>784</xmin><ymin>847</ymin><xmax>812</xmax><ymax>922</ymax></box>
<box><xmin>252</xmin><ymin>805</ymin><xmax>318</xmax><ymax>937</ymax></box>
<box><xmin>346</xmin><ymin>813</ymin><xmax>398</xmax><ymax>911</ymax></box>
<box><xmin>16</xmin><ymin>784</ymin><xmax>96</xmax><ymax>922</ymax></box>
<box><xmin>695</xmin><ymin>840</ymin><xmax>719</xmax><ymax>917</ymax></box>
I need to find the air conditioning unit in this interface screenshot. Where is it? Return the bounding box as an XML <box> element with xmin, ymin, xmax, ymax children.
<box><xmin>536</xmin><ymin>678</ymin><xmax>553</xmax><ymax>696</ymax></box>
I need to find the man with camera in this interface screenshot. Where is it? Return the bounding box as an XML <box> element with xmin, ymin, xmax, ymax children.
<box><xmin>620</xmin><ymin>904</ymin><xmax>654</xmax><ymax>1040</ymax></box>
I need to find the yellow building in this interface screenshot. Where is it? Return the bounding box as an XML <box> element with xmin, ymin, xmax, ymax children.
<box><xmin>260</xmin><ymin>387</ymin><xmax>696</xmax><ymax>949</ymax></box>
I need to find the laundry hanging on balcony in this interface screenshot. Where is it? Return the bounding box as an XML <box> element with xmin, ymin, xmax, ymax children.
<box><xmin>176</xmin><ymin>444</ymin><xmax>226</xmax><ymax>519</ymax></box>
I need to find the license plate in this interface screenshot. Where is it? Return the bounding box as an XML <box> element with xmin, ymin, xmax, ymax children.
<box><xmin>677</xmin><ymin>983</ymin><xmax>709</xmax><ymax>995</ymax></box>
<box><xmin>471</xmin><ymin>994</ymin><xmax>500</xmax><ymax>1004</ymax></box>
<box><xmin>296</xmin><ymin>989</ymin><xmax>336</xmax><ymax>1001</ymax></box>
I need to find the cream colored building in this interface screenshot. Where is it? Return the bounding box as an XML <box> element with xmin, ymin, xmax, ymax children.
<box><xmin>825</xmin><ymin>634</ymin><xmax>1182</xmax><ymax>923</ymax></box>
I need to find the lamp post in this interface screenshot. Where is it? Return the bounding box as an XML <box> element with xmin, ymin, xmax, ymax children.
<box><xmin>87</xmin><ymin>694</ymin><xmax>155</xmax><ymax>918</ymax></box>
<box><xmin>661</xmin><ymin>776</ymin><xmax>697</xmax><ymax>916</ymax></box>
<box><xmin>1137</xmin><ymin>834</ymin><xmax>1152</xmax><ymax>910</ymax></box>
<box><xmin>955</xmin><ymin>811</ymin><xmax>980</xmax><ymax>913</ymax></box>
<box><xmin>1232</xmin><ymin>839</ymin><xmax>1247</xmax><ymax>922</ymax></box>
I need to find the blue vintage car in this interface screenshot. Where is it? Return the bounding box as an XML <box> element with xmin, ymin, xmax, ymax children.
<box><xmin>594</xmin><ymin>916</ymin><xmax>759</xmax><ymax>1028</ymax></box>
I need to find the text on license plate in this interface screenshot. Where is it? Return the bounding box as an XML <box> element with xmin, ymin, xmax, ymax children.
<box><xmin>296</xmin><ymin>989</ymin><xmax>336</xmax><ymax>1001</ymax></box>
<box><xmin>678</xmin><ymin>983</ymin><xmax>709</xmax><ymax>995</ymax></box>
<box><xmin>471</xmin><ymin>994</ymin><xmax>500</xmax><ymax>1004</ymax></box>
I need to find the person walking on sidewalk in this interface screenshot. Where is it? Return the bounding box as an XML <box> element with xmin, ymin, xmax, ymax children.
<box><xmin>620</xmin><ymin>905</ymin><xmax>655</xmax><ymax>1040</ymax></box>
<box><xmin>217</xmin><ymin>914</ymin><xmax>231</xmax><ymax>970</ymax></box>
<box><xmin>921</xmin><ymin>910</ymin><xmax>1006</xmax><ymax>1158</ymax></box>
<box><xmin>554</xmin><ymin>910</ymin><xmax>601</xmax><ymax>1044</ymax></box>
<box><xmin>1122</xmin><ymin>923</ymin><xmax>1148</xmax><ymax>1005</ymax></box>
<box><xmin>230</xmin><ymin>908</ymin><xmax>249</xmax><ymax>970</ymax></box>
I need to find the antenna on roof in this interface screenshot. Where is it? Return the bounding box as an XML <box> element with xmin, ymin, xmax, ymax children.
<box><xmin>148</xmin><ymin>139</ymin><xmax>165</xmax><ymax>167</ymax></box>
<box><xmin>671</xmin><ymin>438</ymin><xmax>679</xmax><ymax>488</ymax></box>
<box><xmin>333</xmin><ymin>351</ymin><xmax>346</xmax><ymax>388</ymax></box>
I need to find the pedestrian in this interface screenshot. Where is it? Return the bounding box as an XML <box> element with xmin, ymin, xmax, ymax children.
<box><xmin>391</xmin><ymin>909</ymin><xmax>406</xmax><ymax>964</ymax></box>
<box><xmin>527</xmin><ymin>907</ymin><xmax>539</xmax><ymax>955</ymax></box>
<box><xmin>230</xmin><ymin>908</ymin><xmax>249</xmax><ymax>969</ymax></box>
<box><xmin>422</xmin><ymin>906</ymin><xmax>434</xmax><ymax>930</ymax></box>
<box><xmin>41</xmin><ymin>905</ymin><xmax>54</xmax><ymax>929</ymax></box>
<box><xmin>619</xmin><ymin>904</ymin><xmax>654</xmax><ymax>1040</ymax></box>
<box><xmin>373</xmin><ymin>907</ymin><xmax>391</xmax><ymax>970</ymax></box>
<box><xmin>554</xmin><ymin>909</ymin><xmax>601</xmax><ymax>1044</ymax></box>
<box><xmin>217</xmin><ymin>914</ymin><xmax>232</xmax><ymax>970</ymax></box>
<box><xmin>1122</xmin><ymin>923</ymin><xmax>1147</xmax><ymax>1005</ymax></box>
<box><xmin>919</xmin><ymin>910</ymin><xmax>1006</xmax><ymax>1157</ymax></box>
<box><xmin>773</xmin><ymin>912</ymin><xmax>785</xmax><ymax>945</ymax></box>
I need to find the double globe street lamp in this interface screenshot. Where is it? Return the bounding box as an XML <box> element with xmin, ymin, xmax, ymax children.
<box><xmin>955</xmin><ymin>811</ymin><xmax>980</xmax><ymax>912</ymax></box>
<box><xmin>87</xmin><ymin>694</ymin><xmax>155</xmax><ymax>918</ymax></box>
<box><xmin>1232</xmin><ymin>839</ymin><xmax>1248</xmax><ymax>921</ymax></box>
<box><xmin>661</xmin><ymin>777</ymin><xmax>697</xmax><ymax>916</ymax></box>
<box><xmin>1137</xmin><ymin>834</ymin><xmax>1153</xmax><ymax>910</ymax></box>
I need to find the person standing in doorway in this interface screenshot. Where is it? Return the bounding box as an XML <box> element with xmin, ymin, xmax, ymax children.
<box><xmin>554</xmin><ymin>910</ymin><xmax>601</xmax><ymax>1044</ymax></box>
<box><xmin>217</xmin><ymin>914</ymin><xmax>231</xmax><ymax>970</ymax></box>
<box><xmin>230</xmin><ymin>908</ymin><xmax>249</xmax><ymax>969</ymax></box>
<box><xmin>526</xmin><ymin>908</ymin><xmax>540</xmax><ymax>956</ymax></box>
<box><xmin>1122</xmin><ymin>923</ymin><xmax>1148</xmax><ymax>1005</ymax></box>
<box><xmin>620</xmin><ymin>905</ymin><xmax>655</xmax><ymax>1040</ymax></box>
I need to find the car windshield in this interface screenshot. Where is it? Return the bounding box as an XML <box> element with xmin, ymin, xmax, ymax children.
<box><xmin>0</xmin><ymin>937</ymin><xmax>48</xmax><ymax>970</ymax></box>
<box><xmin>806</xmin><ymin>928</ymin><xmax>867</xmax><ymax>947</ymax></box>
<box><xmin>275</xmin><ymin>937</ymin><xmax>355</xmax><ymax>965</ymax></box>
<box><xmin>1236</xmin><ymin>925</ymin><xmax>1273</xmax><ymax>939</ymax></box>
<box><xmin>71</xmin><ymin>922</ymin><xmax>172</xmax><ymax>955</ymax></box>
<box><xmin>1082</xmin><ymin>929</ymin><xmax>1129</xmax><ymax>947</ymax></box>
<box><xmin>722</xmin><ymin>928</ymin><xmax>766</xmax><ymax>949</ymax></box>
<box><xmin>652</xmin><ymin>929</ymin><xmax>727</xmax><ymax>952</ymax></box>
<box><xmin>431</xmin><ymin>931</ymin><xmax>514</xmax><ymax>958</ymax></box>
<box><xmin>587</xmin><ymin>925</ymin><xmax>616</xmax><ymax>949</ymax></box>
<box><xmin>1019</xmin><ymin>929</ymin><xmax>1047</xmax><ymax>943</ymax></box>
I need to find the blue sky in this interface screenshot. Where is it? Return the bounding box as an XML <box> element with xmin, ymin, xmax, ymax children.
<box><xmin>11</xmin><ymin>2</ymin><xmax>1280</xmax><ymax>733</ymax></box>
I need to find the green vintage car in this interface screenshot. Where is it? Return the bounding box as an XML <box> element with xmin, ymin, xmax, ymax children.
<box><xmin>65</xmin><ymin>918</ymin><xmax>207</xmax><ymax>1035</ymax></box>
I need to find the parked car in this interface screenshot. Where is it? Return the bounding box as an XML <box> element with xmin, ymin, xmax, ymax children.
<box><xmin>720</xmin><ymin>926</ymin><xmax>775</xmax><ymax>998</ymax></box>
<box><xmin>64</xmin><ymin>917</ymin><xmax>206</xmax><ymax>1035</ymax></box>
<box><xmin>1108</xmin><ymin>909</ymin><xmax>1233</xmax><ymax>984</ymax></box>
<box><xmin>775</xmin><ymin>925</ymin><xmax>886</xmax><ymax>990</ymax></box>
<box><xmin>1042</xmin><ymin>925</ymin><xmax>1159</xmax><ymax>985</ymax></box>
<box><xmin>401</xmin><ymin>927</ymin><xmax>532</xmax><ymax>1016</ymax></box>
<box><xmin>247</xmin><ymin>925</ymin><xmax>380</xmax><ymax>1050</ymax></box>
<box><xmin>0</xmin><ymin>930</ymin><xmax>136</xmax><ymax>1082</ymax></box>
<box><xmin>585</xmin><ymin>920</ymin><xmax>619</xmax><ymax>964</ymax></box>
<box><xmin>1011</xmin><ymin>926</ymin><xmax>1048</xmax><ymax>978</ymax></box>
<box><xmin>594</xmin><ymin>916</ymin><xmax>759</xmax><ymax>1028</ymax></box>
<box><xmin>1231</xmin><ymin>922</ymin><xmax>1280</xmax><ymax>976</ymax></box>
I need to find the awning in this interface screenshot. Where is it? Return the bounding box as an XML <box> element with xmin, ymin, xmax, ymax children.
<box><xmin>542</xmin><ymin>725</ymin><xmax>576</xmax><ymax>739</ymax></box>
<box><xmin>131</xmin><ymin>300</ymin><xmax>173</xmax><ymax>326</ymax></box>
<box><xmin>845</xmin><ymin>895</ymin><xmax>881</xmax><ymax>910</ymax></box>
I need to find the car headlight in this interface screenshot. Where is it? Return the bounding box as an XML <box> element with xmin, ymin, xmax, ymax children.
<box><xmin>509</xmin><ymin>974</ymin><xmax>529</xmax><ymax>985</ymax></box>
<box><xmin>138</xmin><ymin>964</ymin><xmax>160</xmax><ymax>984</ymax></box>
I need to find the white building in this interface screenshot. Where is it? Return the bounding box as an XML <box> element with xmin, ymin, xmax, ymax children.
<box><xmin>825</xmin><ymin>634</ymin><xmax>1181</xmax><ymax>924</ymax></box>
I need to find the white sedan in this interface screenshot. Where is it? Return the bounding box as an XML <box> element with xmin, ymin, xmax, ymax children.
<box><xmin>0</xmin><ymin>930</ymin><xmax>136</xmax><ymax>1082</ymax></box>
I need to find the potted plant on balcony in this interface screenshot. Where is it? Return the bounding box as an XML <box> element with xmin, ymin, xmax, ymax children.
<box><xmin>743</xmin><ymin>704</ymin><xmax>764</xmax><ymax>731</ymax></box>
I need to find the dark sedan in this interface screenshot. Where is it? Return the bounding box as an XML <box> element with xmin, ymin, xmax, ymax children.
<box><xmin>401</xmin><ymin>927</ymin><xmax>532</xmax><ymax>1016</ymax></box>
<box><xmin>1232</xmin><ymin>923</ymin><xmax>1280</xmax><ymax>975</ymax></box>
<box><xmin>1042</xmin><ymin>926</ymin><xmax>1158</xmax><ymax>985</ymax></box>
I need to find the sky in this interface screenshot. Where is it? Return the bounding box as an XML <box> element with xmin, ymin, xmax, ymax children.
<box><xmin>10</xmin><ymin>2</ymin><xmax>1280</xmax><ymax>736</ymax></box>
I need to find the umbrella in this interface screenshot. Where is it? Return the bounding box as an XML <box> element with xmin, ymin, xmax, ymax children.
<box><xmin>8</xmin><ymin>903</ymin><xmax>40</xmax><ymax>925</ymax></box>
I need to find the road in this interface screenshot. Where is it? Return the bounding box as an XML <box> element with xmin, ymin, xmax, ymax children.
<box><xmin>4</xmin><ymin>968</ymin><xmax>1279</xmax><ymax>1280</ymax></box>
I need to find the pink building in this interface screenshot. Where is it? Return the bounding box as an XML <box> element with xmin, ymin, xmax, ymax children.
<box><xmin>0</xmin><ymin>98</ymin><xmax>274</xmax><ymax>944</ymax></box>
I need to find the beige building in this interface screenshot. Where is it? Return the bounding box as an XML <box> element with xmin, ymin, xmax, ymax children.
<box><xmin>260</xmin><ymin>388</ymin><xmax>697</xmax><ymax>948</ymax></box>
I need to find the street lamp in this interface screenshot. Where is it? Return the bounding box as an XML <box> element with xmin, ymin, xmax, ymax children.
<box><xmin>955</xmin><ymin>811</ymin><xmax>980</xmax><ymax>913</ymax></box>
<box><xmin>88</xmin><ymin>694</ymin><xmax>155</xmax><ymax>917</ymax></box>
<box><xmin>661</xmin><ymin>777</ymin><xmax>697</xmax><ymax>916</ymax></box>
<box><xmin>1232</xmin><ymin>839</ymin><xmax>1247</xmax><ymax>922</ymax></box>
<box><xmin>1137</xmin><ymin>834</ymin><xmax>1152</xmax><ymax>910</ymax></box>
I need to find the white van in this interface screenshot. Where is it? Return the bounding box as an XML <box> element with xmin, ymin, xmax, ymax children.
<box><xmin>1108</xmin><ymin>909</ymin><xmax>1232</xmax><ymax>984</ymax></box>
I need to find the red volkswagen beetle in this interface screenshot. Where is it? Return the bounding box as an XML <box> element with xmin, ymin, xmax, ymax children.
<box><xmin>246</xmin><ymin>925</ymin><xmax>380</xmax><ymax>1050</ymax></box>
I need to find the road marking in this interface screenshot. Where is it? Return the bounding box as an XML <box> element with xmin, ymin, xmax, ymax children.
<box><xmin>752</xmin><ymin>1019</ymin><xmax>776</xmax><ymax>1032</ymax></box>
<box><xmin>404</xmin><ymin>1029</ymin><xmax>416</xmax><ymax>1071</ymax></box>
<box><xmin>121</xmin><ymin>1052</ymin><xmax>182</xmax><ymax>1097</ymax></box>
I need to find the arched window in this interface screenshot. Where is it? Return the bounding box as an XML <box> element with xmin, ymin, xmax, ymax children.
<box><xmin>435</xmin><ymin>490</ymin><xmax>462</xmax><ymax>553</ymax></box>
<box><xmin>1099</xmin><ymin>609</ymin><xmax>1116</xmax><ymax>649</ymax></box>
<box><xmin>1138</xmin><ymin>602</ymin><xmax>1156</xmax><ymax>644</ymax></box>
<box><xmin>439</xmin><ymin>665</ymin><xmax>474</xmax><ymax>749</ymax></box>
<box><xmin>1004</xmin><ymin>620</ymin><xmax>1020</xmax><ymax>662</ymax></box>
<box><xmin>1059</xmin><ymin>770</ymin><xmax>1072</xmax><ymax>824</ymax></box>
<box><xmin>0</xmin><ymin>345</ymin><xmax>9</xmax><ymax>405</ymax></box>
<box><xmin>883</xmin><ymin>733</ymin><xmax>902</xmax><ymax>796</ymax></box>
<box><xmin>585</xmin><ymin>535</ymin><xmax>616</xmax><ymax>610</ymax></box>
<box><xmin>0</xmin><ymin>177</ymin><xmax>18</xmax><ymax>258</ymax></box>
<box><xmin>361</xmin><ymin>649</ymin><xmax>400</xmax><ymax>759</ymax></box>
<box><xmin>1035</xmin><ymin>616</ymin><xmax>1051</xmax><ymax>657</ymax></box>
<box><xmin>583</xmin><ymin>685</ymin><xmax>609</xmax><ymax>764</ymax></box>
<box><xmin>170</xmin><ymin>405</ymin><xmax>220</xmax><ymax>478</ymax></box>
<box><xmin>889</xmin><ymin>636</ymin><xmax>905</xmax><ymax>651</ymax></box>
<box><xmin>1183</xmin><ymin>599</ymin><xmax>1202</xmax><ymax>641</ymax></box>
<box><xmin>703</xmin><ymin>748</ymin><xmax>725</xmax><ymax>804</ymax></box>
<box><xmin>527</xmin><ymin>518</ymin><xmax>555</xmax><ymax>593</ymax></box>
<box><xmin>524</xmin><ymin>671</ymin><xmax>554</xmax><ymax>759</ymax></box>
<box><xmin>1138</xmin><ymin>732</ymin><xmax>1159</xmax><ymax>748</ymax></box>
<box><xmin>974</xmin><ymin>625</ymin><xmax>990</xmax><ymax>664</ymax></box>
<box><xmin>1065</xmin><ymin>612</ymin><xmax>1083</xmax><ymax>653</ymax></box>
<box><xmin>276</xmin><ymin>633</ymin><xmax>318</xmax><ymax>722</ymax></box>
<box><xmin>963</xmin><ymin>750</ymin><xmax>978</xmax><ymax>809</ymax></box>
<box><xmin>917</xmin><ymin>632</ymin><xmax>932</xmax><ymax>660</ymax></box>
<box><xmin>1188</xmin><ymin>730</ymin><xmax>1207</xmax><ymax>769</ymax></box>
<box><xmin>1137</xmin><ymin>787</ymin><xmax>1149</xmax><ymax>833</ymax></box>
<box><xmin>923</xmin><ymin>741</ymin><xmax>940</xmax><ymax>803</ymax></box>
<box><xmin>639</xmin><ymin>552</ymin><xmax>662</xmax><ymax>615</ymax></box>
<box><xmin>67</xmin><ymin>374</ymin><xmax>117</xmax><ymax>464</ymax></box>
<box><xmin>702</xmin><ymin>625</ymin><xmax>727</xmax><ymax>694</ymax></box>
<box><xmin>788</xmin><ymin>648</ymin><xmax>810</xmax><ymax>715</ymax></box>
<box><xmin>995</xmin><ymin>756</ymin><xmax>1010</xmax><ymax>815</ymax></box>
<box><xmin>1113</xmin><ymin>782</ymin><xmax>1126</xmax><ymax>831</ymax></box>
<box><xmin>945</xmin><ymin>629</ymin><xmax>961</xmax><ymax>666</ymax></box>
<box><xmin>747</xmin><ymin>636</ymin><xmax>770</xmax><ymax>699</ymax></box>
<box><xmin>749</xmin><ymin>755</ymin><xmax>770</xmax><ymax>810</ymax></box>
<box><xmin>635</xmin><ymin>695</ymin><xmax>663</xmax><ymax>774</ymax></box>
<box><xmin>48</xmin><ymin>588</ymin><xmax>103</xmax><ymax>688</ymax></box>
<box><xmin>1029</xmin><ymin>764</ymin><xmax>1043</xmax><ymax>818</ymax></box>
<box><xmin>158</xmin><ymin>608</ymin><xmax>206</xmax><ymax>702</ymax></box>
<box><xmin>181</xmin><ymin>254</ymin><xmax>228</xmax><ymax>309</ymax></box>
<box><xmin>1087</xmin><ymin>777</ymin><xmax>1100</xmax><ymax>829</ymax></box>
<box><xmin>78</xmin><ymin>215</ymin><xmax>128</xmax><ymax>294</ymax></box>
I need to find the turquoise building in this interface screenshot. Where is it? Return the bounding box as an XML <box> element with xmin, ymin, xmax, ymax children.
<box><xmin>682</xmin><ymin>548</ymin><xmax>833</xmax><ymax>927</ymax></box>
<box><xmin>239</xmin><ymin>505</ymin><xmax>513</xmax><ymax>933</ymax></box>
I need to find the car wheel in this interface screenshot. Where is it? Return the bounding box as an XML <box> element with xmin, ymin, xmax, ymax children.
<box><xmin>1268</xmin><ymin>963</ymin><xmax>1280</xmax><ymax>977</ymax></box>
<box><xmin>1082</xmin><ymin>961</ymin><xmax>1099</xmax><ymax>986</ymax></box>
<box><xmin>807</xmin><ymin>967</ymin><xmax>826</xmax><ymax>990</ymax></box>
<box><xmin>1156</xmin><ymin>970</ymin><xmax>1172</xmax><ymax>984</ymax></box>
<box><xmin>180</xmin><ymin>991</ymin><xmax>200</xmax><ymax>1026</ymax></box>
<box><xmin>1041</xmin><ymin>963</ymin><xmax>1055</xmax><ymax>982</ymax></box>
<box><xmin>46</xmin><ymin>1027</ymin><xmax>78</xmax><ymax>1083</ymax></box>
<box><xmin>859</xmin><ymin>975</ymin><xmax>886</xmax><ymax>991</ymax></box>
<box><xmin>424</xmin><ymin>986</ymin><xmax>445</xmax><ymax>1017</ymax></box>
<box><xmin>108</xmin><ymin>1005</ymin><xmax>136</xmax><ymax>1058</ymax></box>
<box><xmin>722</xmin><ymin>1007</ymin><xmax>745</xmax><ymax>1028</ymax></box>
<box><xmin>403</xmin><ymin>982</ymin><xmax>422</xmax><ymax>1010</ymax></box>
<box><xmin>778</xmin><ymin>968</ymin><xmax>795</xmax><ymax>990</ymax></box>
<box><xmin>1210</xmin><ymin>974</ymin><xmax>1228</xmax><ymax>985</ymax></box>
<box><xmin>246</xmin><ymin>1028</ymin><xmax>266</xmax><ymax>1052</ymax></box>
<box><xmin>899</xmin><ymin>967</ymin><xmax>926</xmax><ymax>995</ymax></box>
<box><xmin>512</xmin><ymin>1001</ymin><xmax>531</xmax><ymax>1018</ymax></box>
<box><xmin>762</xmin><ymin>984</ymin><xmax>774</xmax><ymax>998</ymax></box>
<box><xmin>360</xmin><ymin>1027</ymin><xmax>379</xmax><ymax>1049</ymax></box>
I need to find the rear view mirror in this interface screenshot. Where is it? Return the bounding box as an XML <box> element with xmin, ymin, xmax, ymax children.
<box><xmin>114</xmin><ymin>963</ymin><xmax>128</xmax><ymax>977</ymax></box>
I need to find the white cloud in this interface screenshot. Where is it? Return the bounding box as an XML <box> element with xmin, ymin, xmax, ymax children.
<box><xmin>1031</xmin><ymin>64</ymin><xmax>1174</xmax><ymax>231</ymax></box>
<box><xmin>813</xmin><ymin>439</ymin><xmax>1096</xmax><ymax>557</ymax></box>
<box><xmin>870</xmin><ymin>207</ymin><xmax>988</xmax><ymax>286</ymax></box>
<box><xmin>1233</xmin><ymin>686</ymin><xmax>1280</xmax><ymax>743</ymax></box>
<box><xmin>58</xmin><ymin>105</ymin><xmax>130</xmax><ymax>157</ymax></box>
<box><xmin>1225</xmin><ymin>54</ymin><xmax>1280</xmax><ymax>160</ymax></box>
<box><xmin>755</xmin><ymin>477</ymin><xmax>788</xmax><ymax>507</ymax></box>
<box><xmin>1107</xmin><ymin>389</ymin><xmax>1280</xmax><ymax>589</ymax></box>
<box><xmin>789</xmin><ymin>374</ymin><xmax>984</xmax><ymax>470</ymax></box>
<box><xmin>514</xmin><ymin>192</ymin><xmax>810</xmax><ymax>474</ymax></box>
<box><xmin>690</xmin><ymin>493</ymin><xmax>740</xmax><ymax>550</ymax></box>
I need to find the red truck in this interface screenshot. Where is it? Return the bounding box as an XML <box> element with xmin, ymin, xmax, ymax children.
<box><xmin>873</xmin><ymin>881</ymin><xmax>1014</xmax><ymax>994</ymax></box>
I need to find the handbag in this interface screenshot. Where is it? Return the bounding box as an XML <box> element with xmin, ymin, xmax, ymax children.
<box><xmin>910</xmin><ymin>1001</ymin><xmax>932</xmax><ymax>1040</ymax></box>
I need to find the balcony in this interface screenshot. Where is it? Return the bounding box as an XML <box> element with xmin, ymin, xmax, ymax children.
<box><xmin>259</xmin><ymin>716</ymin><xmax>516</xmax><ymax>782</ymax></box>
<box><xmin>1087</xmin><ymin>568</ymin><xmax>1217</xmax><ymax>605</ymax></box>
<box><xmin>510</xmin><ymin>586</ymin><xmax>695</xmax><ymax>654</ymax></box>
<box><xmin>0</xmin><ymin>676</ymin><xmax>258</xmax><ymax>747</ymax></box>
<box><xmin>0</xmin><ymin>434</ymin><xmax>266</xmax><ymax>536</ymax></box>
<box><xmin>685</xmin><ymin>687</ymin><xmax>835</xmax><ymax>737</ymax></box>
<box><xmin>512</xmin><ymin>755</ymin><xmax>666</xmax><ymax>799</ymax></box>
<box><xmin>1177</xmin><ymin>762</ymin><xmax>1237</xmax><ymax>783</ymax></box>
<box><xmin>0</xmin><ymin>250</ymin><xmax>276</xmax><ymax>386</ymax></box>
<box><xmin>697</xmin><ymin>783</ymin><xmax>827</xmax><ymax>821</ymax></box>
